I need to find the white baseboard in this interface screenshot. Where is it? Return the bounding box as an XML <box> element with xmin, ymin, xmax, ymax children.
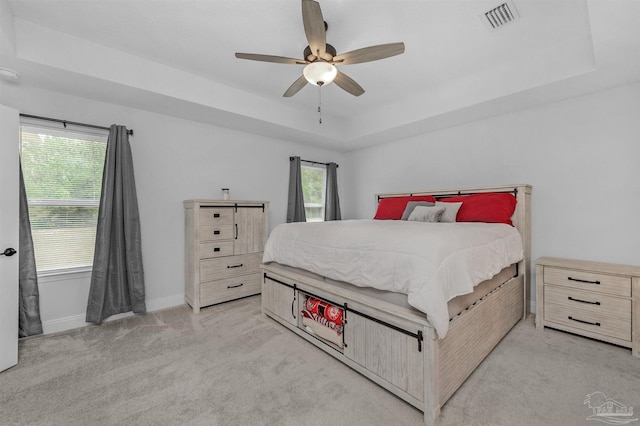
<box><xmin>41</xmin><ymin>294</ymin><xmax>185</xmax><ymax>335</ymax></box>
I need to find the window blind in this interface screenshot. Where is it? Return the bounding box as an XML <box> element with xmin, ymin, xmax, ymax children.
<box><xmin>301</xmin><ymin>164</ymin><xmax>326</xmax><ymax>222</ymax></box>
<box><xmin>20</xmin><ymin>124</ymin><xmax>107</xmax><ymax>274</ymax></box>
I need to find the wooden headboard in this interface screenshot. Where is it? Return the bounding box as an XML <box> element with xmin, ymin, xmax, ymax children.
<box><xmin>375</xmin><ymin>184</ymin><xmax>532</xmax><ymax>316</ymax></box>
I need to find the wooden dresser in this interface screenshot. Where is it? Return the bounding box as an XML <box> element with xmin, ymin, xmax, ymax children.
<box><xmin>535</xmin><ymin>256</ymin><xmax>639</xmax><ymax>357</ymax></box>
<box><xmin>184</xmin><ymin>200</ymin><xmax>269</xmax><ymax>313</ymax></box>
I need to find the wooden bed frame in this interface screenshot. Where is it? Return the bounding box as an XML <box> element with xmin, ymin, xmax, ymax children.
<box><xmin>260</xmin><ymin>184</ymin><xmax>531</xmax><ymax>425</ymax></box>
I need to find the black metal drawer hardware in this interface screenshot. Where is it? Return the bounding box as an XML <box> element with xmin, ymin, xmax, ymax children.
<box><xmin>568</xmin><ymin>316</ymin><xmax>600</xmax><ymax>327</ymax></box>
<box><xmin>227</xmin><ymin>283</ymin><xmax>244</xmax><ymax>289</ymax></box>
<box><xmin>567</xmin><ymin>296</ymin><xmax>600</xmax><ymax>305</ymax></box>
<box><xmin>227</xmin><ymin>263</ymin><xmax>243</xmax><ymax>269</ymax></box>
<box><xmin>201</xmin><ymin>203</ymin><xmax>265</xmax><ymax>212</ymax></box>
<box><xmin>213</xmin><ymin>230</ymin><xmax>220</xmax><ymax>235</ymax></box>
<box><xmin>568</xmin><ymin>276</ymin><xmax>600</xmax><ymax>285</ymax></box>
<box><xmin>291</xmin><ymin>283</ymin><xmax>297</xmax><ymax>319</ymax></box>
<box><xmin>213</xmin><ymin>247</ymin><xmax>220</xmax><ymax>252</ymax></box>
<box><xmin>213</xmin><ymin>213</ymin><xmax>220</xmax><ymax>218</ymax></box>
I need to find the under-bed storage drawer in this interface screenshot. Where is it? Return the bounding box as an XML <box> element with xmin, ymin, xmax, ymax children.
<box><xmin>261</xmin><ymin>271</ymin><xmax>426</xmax><ymax>403</ymax></box>
<box><xmin>344</xmin><ymin>312</ymin><xmax>424</xmax><ymax>401</ymax></box>
<box><xmin>262</xmin><ymin>275</ymin><xmax>298</xmax><ymax>327</ymax></box>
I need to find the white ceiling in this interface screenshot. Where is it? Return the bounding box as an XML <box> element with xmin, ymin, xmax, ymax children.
<box><xmin>1</xmin><ymin>0</ymin><xmax>639</xmax><ymax>151</ymax></box>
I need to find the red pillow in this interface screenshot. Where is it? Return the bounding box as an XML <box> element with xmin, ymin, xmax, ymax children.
<box><xmin>374</xmin><ymin>195</ymin><xmax>437</xmax><ymax>220</ymax></box>
<box><xmin>439</xmin><ymin>193</ymin><xmax>517</xmax><ymax>225</ymax></box>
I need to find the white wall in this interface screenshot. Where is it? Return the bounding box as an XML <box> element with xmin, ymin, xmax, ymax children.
<box><xmin>341</xmin><ymin>82</ymin><xmax>640</xmax><ymax>308</ymax></box>
<box><xmin>1</xmin><ymin>83</ymin><xmax>345</xmax><ymax>333</ymax></box>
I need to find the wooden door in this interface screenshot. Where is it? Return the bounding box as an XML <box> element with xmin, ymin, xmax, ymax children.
<box><xmin>0</xmin><ymin>104</ymin><xmax>19</xmax><ymax>372</ymax></box>
<box><xmin>234</xmin><ymin>205</ymin><xmax>266</xmax><ymax>255</ymax></box>
<box><xmin>262</xmin><ymin>276</ymin><xmax>298</xmax><ymax>327</ymax></box>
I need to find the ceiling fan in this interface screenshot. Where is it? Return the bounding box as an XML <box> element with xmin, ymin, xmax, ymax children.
<box><xmin>235</xmin><ymin>0</ymin><xmax>405</xmax><ymax>98</ymax></box>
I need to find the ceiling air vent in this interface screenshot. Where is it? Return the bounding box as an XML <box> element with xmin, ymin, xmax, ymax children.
<box><xmin>483</xmin><ymin>1</ymin><xmax>519</xmax><ymax>29</ymax></box>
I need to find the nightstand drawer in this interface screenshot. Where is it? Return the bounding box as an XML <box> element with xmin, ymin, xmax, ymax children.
<box><xmin>544</xmin><ymin>286</ymin><xmax>630</xmax><ymax>322</ymax></box>
<box><xmin>544</xmin><ymin>267</ymin><xmax>631</xmax><ymax>297</ymax></box>
<box><xmin>200</xmin><ymin>252</ymin><xmax>262</xmax><ymax>282</ymax></box>
<box><xmin>199</xmin><ymin>207</ymin><xmax>233</xmax><ymax>226</ymax></box>
<box><xmin>200</xmin><ymin>273</ymin><xmax>261</xmax><ymax>305</ymax></box>
<box><xmin>544</xmin><ymin>300</ymin><xmax>631</xmax><ymax>341</ymax></box>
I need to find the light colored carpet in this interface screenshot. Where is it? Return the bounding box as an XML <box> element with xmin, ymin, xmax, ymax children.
<box><xmin>1</xmin><ymin>295</ymin><xmax>638</xmax><ymax>426</ymax></box>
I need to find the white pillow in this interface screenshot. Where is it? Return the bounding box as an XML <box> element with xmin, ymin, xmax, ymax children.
<box><xmin>435</xmin><ymin>201</ymin><xmax>462</xmax><ymax>222</ymax></box>
<box><xmin>407</xmin><ymin>206</ymin><xmax>446</xmax><ymax>222</ymax></box>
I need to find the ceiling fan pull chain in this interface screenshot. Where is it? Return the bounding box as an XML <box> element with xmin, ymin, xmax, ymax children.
<box><xmin>318</xmin><ymin>84</ymin><xmax>322</xmax><ymax>124</ymax></box>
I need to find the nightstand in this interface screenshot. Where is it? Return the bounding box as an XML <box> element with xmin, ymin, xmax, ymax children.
<box><xmin>535</xmin><ymin>257</ymin><xmax>639</xmax><ymax>357</ymax></box>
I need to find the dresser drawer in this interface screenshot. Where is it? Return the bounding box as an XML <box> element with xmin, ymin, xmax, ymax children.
<box><xmin>544</xmin><ymin>290</ymin><xmax>631</xmax><ymax>342</ymax></box>
<box><xmin>199</xmin><ymin>225</ymin><xmax>234</xmax><ymax>242</ymax></box>
<box><xmin>199</xmin><ymin>207</ymin><xmax>233</xmax><ymax>226</ymax></box>
<box><xmin>544</xmin><ymin>267</ymin><xmax>631</xmax><ymax>297</ymax></box>
<box><xmin>200</xmin><ymin>273</ymin><xmax>261</xmax><ymax>305</ymax></box>
<box><xmin>200</xmin><ymin>252</ymin><xmax>262</xmax><ymax>282</ymax></box>
<box><xmin>200</xmin><ymin>241</ymin><xmax>234</xmax><ymax>259</ymax></box>
<box><xmin>544</xmin><ymin>286</ymin><xmax>631</xmax><ymax>322</ymax></box>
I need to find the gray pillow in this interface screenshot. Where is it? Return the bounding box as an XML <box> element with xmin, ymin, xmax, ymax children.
<box><xmin>401</xmin><ymin>201</ymin><xmax>436</xmax><ymax>220</ymax></box>
<box><xmin>435</xmin><ymin>201</ymin><xmax>462</xmax><ymax>223</ymax></box>
<box><xmin>407</xmin><ymin>206</ymin><xmax>446</xmax><ymax>222</ymax></box>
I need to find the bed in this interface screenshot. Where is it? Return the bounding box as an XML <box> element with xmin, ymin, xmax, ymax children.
<box><xmin>260</xmin><ymin>184</ymin><xmax>531</xmax><ymax>425</ymax></box>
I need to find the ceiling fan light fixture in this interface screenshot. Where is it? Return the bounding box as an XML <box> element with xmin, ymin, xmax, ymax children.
<box><xmin>303</xmin><ymin>62</ymin><xmax>337</xmax><ymax>86</ymax></box>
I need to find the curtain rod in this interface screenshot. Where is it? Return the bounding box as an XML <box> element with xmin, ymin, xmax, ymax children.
<box><xmin>19</xmin><ymin>113</ymin><xmax>134</xmax><ymax>136</ymax></box>
<box><xmin>290</xmin><ymin>157</ymin><xmax>338</xmax><ymax>168</ymax></box>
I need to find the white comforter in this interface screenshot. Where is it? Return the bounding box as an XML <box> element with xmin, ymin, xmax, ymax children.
<box><xmin>262</xmin><ymin>220</ymin><xmax>524</xmax><ymax>338</ymax></box>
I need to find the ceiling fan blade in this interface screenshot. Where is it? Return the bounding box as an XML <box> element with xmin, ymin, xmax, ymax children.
<box><xmin>283</xmin><ymin>75</ymin><xmax>309</xmax><ymax>97</ymax></box>
<box><xmin>334</xmin><ymin>71</ymin><xmax>364</xmax><ymax>97</ymax></box>
<box><xmin>235</xmin><ymin>53</ymin><xmax>306</xmax><ymax>65</ymax></box>
<box><xmin>333</xmin><ymin>42</ymin><xmax>405</xmax><ymax>65</ymax></box>
<box><xmin>302</xmin><ymin>0</ymin><xmax>326</xmax><ymax>59</ymax></box>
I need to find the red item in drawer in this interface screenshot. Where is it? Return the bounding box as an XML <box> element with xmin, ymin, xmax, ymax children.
<box><xmin>305</xmin><ymin>297</ymin><xmax>344</xmax><ymax>325</ymax></box>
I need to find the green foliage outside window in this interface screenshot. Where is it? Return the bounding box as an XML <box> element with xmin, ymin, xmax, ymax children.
<box><xmin>301</xmin><ymin>165</ymin><xmax>325</xmax><ymax>222</ymax></box>
<box><xmin>20</xmin><ymin>128</ymin><xmax>106</xmax><ymax>271</ymax></box>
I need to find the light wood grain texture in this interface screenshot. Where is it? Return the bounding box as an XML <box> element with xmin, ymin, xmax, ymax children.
<box><xmin>439</xmin><ymin>276</ymin><xmax>523</xmax><ymax>403</ymax></box>
<box><xmin>199</xmin><ymin>241</ymin><xmax>234</xmax><ymax>259</ymax></box>
<box><xmin>199</xmin><ymin>252</ymin><xmax>262</xmax><ymax>282</ymax></box>
<box><xmin>184</xmin><ymin>200</ymin><xmax>269</xmax><ymax>313</ymax></box>
<box><xmin>200</xmin><ymin>273</ymin><xmax>261</xmax><ymax>306</ymax></box>
<box><xmin>198</xmin><ymin>207</ymin><xmax>233</xmax><ymax>226</ymax></box>
<box><xmin>261</xmin><ymin>184</ymin><xmax>531</xmax><ymax>426</ymax></box>
<box><xmin>536</xmin><ymin>256</ymin><xmax>639</xmax><ymax>356</ymax></box>
<box><xmin>544</xmin><ymin>266</ymin><xmax>631</xmax><ymax>297</ymax></box>
<box><xmin>261</xmin><ymin>276</ymin><xmax>297</xmax><ymax>327</ymax></box>
<box><xmin>199</xmin><ymin>225</ymin><xmax>234</xmax><ymax>242</ymax></box>
<box><xmin>535</xmin><ymin>263</ymin><xmax>544</xmax><ymax>330</ymax></box>
<box><xmin>234</xmin><ymin>206</ymin><xmax>268</xmax><ymax>255</ymax></box>
<box><xmin>632</xmin><ymin>277</ymin><xmax>639</xmax><ymax>357</ymax></box>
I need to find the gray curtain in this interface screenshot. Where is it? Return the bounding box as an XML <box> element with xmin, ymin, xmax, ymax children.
<box><xmin>86</xmin><ymin>125</ymin><xmax>146</xmax><ymax>324</ymax></box>
<box><xmin>324</xmin><ymin>162</ymin><xmax>341</xmax><ymax>221</ymax></box>
<box><xmin>286</xmin><ymin>156</ymin><xmax>306</xmax><ymax>223</ymax></box>
<box><xmin>18</xmin><ymin>163</ymin><xmax>43</xmax><ymax>337</ymax></box>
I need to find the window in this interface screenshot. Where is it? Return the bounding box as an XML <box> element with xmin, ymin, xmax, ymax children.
<box><xmin>301</xmin><ymin>164</ymin><xmax>326</xmax><ymax>222</ymax></box>
<box><xmin>19</xmin><ymin>124</ymin><xmax>107</xmax><ymax>274</ymax></box>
